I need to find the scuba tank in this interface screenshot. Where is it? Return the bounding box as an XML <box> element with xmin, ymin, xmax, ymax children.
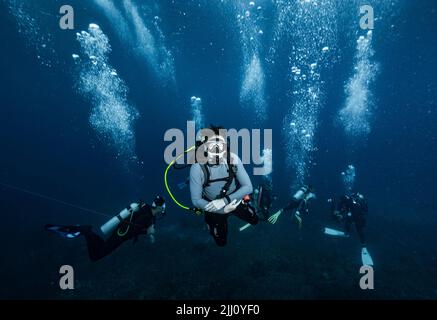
<box><xmin>293</xmin><ymin>185</ymin><xmax>310</xmax><ymax>201</ymax></box>
<box><xmin>100</xmin><ymin>203</ymin><xmax>140</xmax><ymax>236</ymax></box>
<box><xmin>293</xmin><ymin>186</ymin><xmax>315</xmax><ymax>218</ymax></box>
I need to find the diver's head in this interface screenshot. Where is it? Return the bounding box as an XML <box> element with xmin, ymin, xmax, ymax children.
<box><xmin>205</xmin><ymin>134</ymin><xmax>226</xmax><ymax>164</ymax></box>
<box><xmin>151</xmin><ymin>195</ymin><xmax>166</xmax><ymax>217</ymax></box>
<box><xmin>196</xmin><ymin>125</ymin><xmax>228</xmax><ymax>165</ymax></box>
<box><xmin>339</xmin><ymin>195</ymin><xmax>352</xmax><ymax>210</ymax></box>
<box><xmin>353</xmin><ymin>192</ymin><xmax>364</xmax><ymax>200</ymax></box>
<box><xmin>349</xmin><ymin>192</ymin><xmax>366</xmax><ymax>207</ymax></box>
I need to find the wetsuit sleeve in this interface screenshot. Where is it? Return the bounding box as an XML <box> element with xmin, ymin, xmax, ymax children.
<box><xmin>190</xmin><ymin>164</ymin><xmax>209</xmax><ymax>210</ymax></box>
<box><xmin>283</xmin><ymin>199</ymin><xmax>300</xmax><ymax>213</ymax></box>
<box><xmin>147</xmin><ymin>224</ymin><xmax>155</xmax><ymax>244</ymax></box>
<box><xmin>227</xmin><ymin>155</ymin><xmax>253</xmax><ymax>202</ymax></box>
<box><xmin>136</xmin><ymin>206</ymin><xmax>153</xmax><ymax>234</ymax></box>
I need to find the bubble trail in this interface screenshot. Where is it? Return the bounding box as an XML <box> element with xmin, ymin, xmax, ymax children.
<box><xmin>338</xmin><ymin>30</ymin><xmax>379</xmax><ymax>139</ymax></box>
<box><xmin>341</xmin><ymin>164</ymin><xmax>356</xmax><ymax>193</ymax></box>
<box><xmin>276</xmin><ymin>0</ymin><xmax>337</xmax><ymax>187</ymax></box>
<box><xmin>190</xmin><ymin>96</ymin><xmax>204</xmax><ymax>130</ymax></box>
<box><xmin>75</xmin><ymin>24</ymin><xmax>139</xmax><ymax>164</ymax></box>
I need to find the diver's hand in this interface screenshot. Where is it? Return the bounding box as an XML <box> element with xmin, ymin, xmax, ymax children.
<box><xmin>268</xmin><ymin>209</ymin><xmax>283</xmax><ymax>224</ymax></box>
<box><xmin>149</xmin><ymin>234</ymin><xmax>155</xmax><ymax>244</ymax></box>
<box><xmin>205</xmin><ymin>198</ymin><xmax>227</xmax><ymax>212</ymax></box>
<box><xmin>294</xmin><ymin>212</ymin><xmax>303</xmax><ymax>229</ymax></box>
<box><xmin>224</xmin><ymin>199</ymin><xmax>242</xmax><ymax>213</ymax></box>
<box><xmin>333</xmin><ymin>210</ymin><xmax>343</xmax><ymax>221</ymax></box>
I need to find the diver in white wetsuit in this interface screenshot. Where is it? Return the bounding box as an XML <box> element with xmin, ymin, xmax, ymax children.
<box><xmin>189</xmin><ymin>126</ymin><xmax>258</xmax><ymax>246</ymax></box>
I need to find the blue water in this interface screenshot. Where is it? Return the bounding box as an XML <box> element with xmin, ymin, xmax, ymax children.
<box><xmin>0</xmin><ymin>0</ymin><xmax>436</xmax><ymax>299</ymax></box>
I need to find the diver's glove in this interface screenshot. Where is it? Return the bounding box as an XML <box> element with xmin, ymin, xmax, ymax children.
<box><xmin>224</xmin><ymin>199</ymin><xmax>242</xmax><ymax>213</ymax></box>
<box><xmin>268</xmin><ymin>209</ymin><xmax>283</xmax><ymax>224</ymax></box>
<box><xmin>205</xmin><ymin>198</ymin><xmax>227</xmax><ymax>212</ymax></box>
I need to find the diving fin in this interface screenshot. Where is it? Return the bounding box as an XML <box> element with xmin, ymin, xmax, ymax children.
<box><xmin>268</xmin><ymin>210</ymin><xmax>282</xmax><ymax>224</ymax></box>
<box><xmin>324</xmin><ymin>227</ymin><xmax>347</xmax><ymax>237</ymax></box>
<box><xmin>239</xmin><ymin>223</ymin><xmax>251</xmax><ymax>232</ymax></box>
<box><xmin>45</xmin><ymin>224</ymin><xmax>82</xmax><ymax>239</ymax></box>
<box><xmin>361</xmin><ymin>247</ymin><xmax>374</xmax><ymax>266</ymax></box>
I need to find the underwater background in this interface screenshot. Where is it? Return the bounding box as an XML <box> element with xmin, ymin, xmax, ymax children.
<box><xmin>0</xmin><ymin>0</ymin><xmax>436</xmax><ymax>299</ymax></box>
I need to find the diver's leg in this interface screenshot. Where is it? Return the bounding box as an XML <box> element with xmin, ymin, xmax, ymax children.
<box><xmin>260</xmin><ymin>207</ymin><xmax>269</xmax><ymax>221</ymax></box>
<box><xmin>355</xmin><ymin>219</ymin><xmax>367</xmax><ymax>246</ymax></box>
<box><xmin>233</xmin><ymin>203</ymin><xmax>259</xmax><ymax>225</ymax></box>
<box><xmin>204</xmin><ymin>212</ymin><xmax>228</xmax><ymax>247</ymax></box>
<box><xmin>46</xmin><ymin>224</ymin><xmax>120</xmax><ymax>261</ymax></box>
<box><xmin>82</xmin><ymin>228</ymin><xmax>121</xmax><ymax>261</ymax></box>
<box><xmin>344</xmin><ymin>218</ymin><xmax>352</xmax><ymax>237</ymax></box>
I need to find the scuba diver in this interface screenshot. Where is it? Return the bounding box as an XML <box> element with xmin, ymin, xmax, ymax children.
<box><xmin>189</xmin><ymin>126</ymin><xmax>259</xmax><ymax>246</ymax></box>
<box><xmin>324</xmin><ymin>192</ymin><xmax>373</xmax><ymax>266</ymax></box>
<box><xmin>268</xmin><ymin>185</ymin><xmax>316</xmax><ymax>229</ymax></box>
<box><xmin>45</xmin><ymin>196</ymin><xmax>166</xmax><ymax>262</ymax></box>
<box><xmin>252</xmin><ymin>181</ymin><xmax>277</xmax><ymax>221</ymax></box>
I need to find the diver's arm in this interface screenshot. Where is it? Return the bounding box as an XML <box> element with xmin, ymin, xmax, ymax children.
<box><xmin>282</xmin><ymin>199</ymin><xmax>300</xmax><ymax>213</ymax></box>
<box><xmin>146</xmin><ymin>224</ymin><xmax>155</xmax><ymax>244</ymax></box>
<box><xmin>334</xmin><ymin>199</ymin><xmax>346</xmax><ymax>219</ymax></box>
<box><xmin>227</xmin><ymin>155</ymin><xmax>253</xmax><ymax>202</ymax></box>
<box><xmin>189</xmin><ymin>164</ymin><xmax>209</xmax><ymax>210</ymax></box>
